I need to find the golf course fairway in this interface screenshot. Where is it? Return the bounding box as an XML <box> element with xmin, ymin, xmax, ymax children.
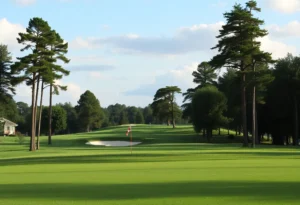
<box><xmin>0</xmin><ymin>125</ymin><xmax>299</xmax><ymax>205</ymax></box>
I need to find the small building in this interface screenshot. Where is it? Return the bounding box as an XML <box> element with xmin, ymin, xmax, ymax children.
<box><xmin>0</xmin><ymin>118</ymin><xmax>18</xmax><ymax>136</ymax></box>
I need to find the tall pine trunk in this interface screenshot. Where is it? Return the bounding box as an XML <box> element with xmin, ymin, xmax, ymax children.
<box><xmin>34</xmin><ymin>75</ymin><xmax>40</xmax><ymax>134</ymax></box>
<box><xmin>241</xmin><ymin>72</ymin><xmax>248</xmax><ymax>147</ymax></box>
<box><xmin>293</xmin><ymin>96</ymin><xmax>298</xmax><ymax>146</ymax></box>
<box><xmin>252</xmin><ymin>84</ymin><xmax>256</xmax><ymax>148</ymax></box>
<box><xmin>48</xmin><ymin>84</ymin><xmax>53</xmax><ymax>145</ymax></box>
<box><xmin>171</xmin><ymin>101</ymin><xmax>175</xmax><ymax>128</ymax></box>
<box><xmin>30</xmin><ymin>73</ymin><xmax>36</xmax><ymax>151</ymax></box>
<box><xmin>255</xmin><ymin>110</ymin><xmax>259</xmax><ymax>144</ymax></box>
<box><xmin>37</xmin><ymin>81</ymin><xmax>44</xmax><ymax>150</ymax></box>
<box><xmin>250</xmin><ymin>8</ymin><xmax>256</xmax><ymax>148</ymax></box>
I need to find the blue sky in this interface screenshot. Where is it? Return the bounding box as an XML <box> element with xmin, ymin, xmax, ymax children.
<box><xmin>1</xmin><ymin>0</ymin><xmax>300</xmax><ymax>107</ymax></box>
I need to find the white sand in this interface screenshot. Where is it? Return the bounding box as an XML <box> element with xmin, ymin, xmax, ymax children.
<box><xmin>120</xmin><ymin>124</ymin><xmax>136</xmax><ymax>127</ymax></box>
<box><xmin>86</xmin><ymin>140</ymin><xmax>141</xmax><ymax>147</ymax></box>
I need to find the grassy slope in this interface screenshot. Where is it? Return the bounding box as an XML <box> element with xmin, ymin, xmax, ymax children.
<box><xmin>0</xmin><ymin>125</ymin><xmax>300</xmax><ymax>205</ymax></box>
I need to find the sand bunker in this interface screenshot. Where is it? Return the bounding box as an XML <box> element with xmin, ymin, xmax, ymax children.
<box><xmin>86</xmin><ymin>140</ymin><xmax>141</xmax><ymax>147</ymax></box>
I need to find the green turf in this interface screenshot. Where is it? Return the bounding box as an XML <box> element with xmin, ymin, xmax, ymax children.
<box><xmin>0</xmin><ymin>125</ymin><xmax>299</xmax><ymax>205</ymax></box>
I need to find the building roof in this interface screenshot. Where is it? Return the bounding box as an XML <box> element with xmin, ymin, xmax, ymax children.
<box><xmin>0</xmin><ymin>118</ymin><xmax>18</xmax><ymax>126</ymax></box>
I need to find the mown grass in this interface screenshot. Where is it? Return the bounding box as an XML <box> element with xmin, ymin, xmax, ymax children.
<box><xmin>0</xmin><ymin>125</ymin><xmax>300</xmax><ymax>205</ymax></box>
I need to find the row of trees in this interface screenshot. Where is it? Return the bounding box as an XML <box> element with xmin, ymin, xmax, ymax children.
<box><xmin>3</xmin><ymin>89</ymin><xmax>186</xmax><ymax>137</ymax></box>
<box><xmin>150</xmin><ymin>1</ymin><xmax>299</xmax><ymax>146</ymax></box>
<box><xmin>185</xmin><ymin>53</ymin><xmax>300</xmax><ymax>146</ymax></box>
<box><xmin>11</xmin><ymin>90</ymin><xmax>102</xmax><ymax>135</ymax></box>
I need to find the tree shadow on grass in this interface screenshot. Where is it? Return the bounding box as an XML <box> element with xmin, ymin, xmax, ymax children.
<box><xmin>0</xmin><ymin>181</ymin><xmax>299</xmax><ymax>203</ymax></box>
<box><xmin>0</xmin><ymin>152</ymin><xmax>199</xmax><ymax>166</ymax></box>
<box><xmin>1</xmin><ymin>150</ymin><xmax>300</xmax><ymax>166</ymax></box>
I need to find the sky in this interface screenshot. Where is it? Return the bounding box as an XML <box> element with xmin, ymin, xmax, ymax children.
<box><xmin>1</xmin><ymin>0</ymin><xmax>300</xmax><ymax>108</ymax></box>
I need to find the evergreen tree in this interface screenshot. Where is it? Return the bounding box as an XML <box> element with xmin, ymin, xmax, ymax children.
<box><xmin>182</xmin><ymin>62</ymin><xmax>217</xmax><ymax>120</ymax></box>
<box><xmin>127</xmin><ymin>106</ymin><xmax>138</xmax><ymax>123</ymax></box>
<box><xmin>268</xmin><ymin>54</ymin><xmax>300</xmax><ymax>145</ymax></box>
<box><xmin>152</xmin><ymin>86</ymin><xmax>181</xmax><ymax>128</ymax></box>
<box><xmin>16</xmin><ymin>102</ymin><xmax>31</xmax><ymax>134</ymax></box>
<box><xmin>47</xmin><ymin>30</ymin><xmax>70</xmax><ymax>145</ymax></box>
<box><xmin>11</xmin><ymin>17</ymin><xmax>54</xmax><ymax>151</ymax></box>
<box><xmin>0</xmin><ymin>44</ymin><xmax>16</xmax><ymax>96</ymax></box>
<box><xmin>192</xmin><ymin>86</ymin><xmax>228</xmax><ymax>142</ymax></box>
<box><xmin>0</xmin><ymin>95</ymin><xmax>19</xmax><ymax>122</ymax></box>
<box><xmin>76</xmin><ymin>90</ymin><xmax>103</xmax><ymax>132</ymax></box>
<box><xmin>119</xmin><ymin>110</ymin><xmax>129</xmax><ymax>125</ymax></box>
<box><xmin>210</xmin><ymin>1</ymin><xmax>273</xmax><ymax>147</ymax></box>
<box><xmin>135</xmin><ymin>110</ymin><xmax>145</xmax><ymax>124</ymax></box>
<box><xmin>59</xmin><ymin>102</ymin><xmax>78</xmax><ymax>134</ymax></box>
<box><xmin>106</xmin><ymin>104</ymin><xmax>127</xmax><ymax>125</ymax></box>
<box><xmin>143</xmin><ymin>105</ymin><xmax>153</xmax><ymax>124</ymax></box>
<box><xmin>218</xmin><ymin>68</ymin><xmax>241</xmax><ymax>134</ymax></box>
<box><xmin>41</xmin><ymin>105</ymin><xmax>67</xmax><ymax>135</ymax></box>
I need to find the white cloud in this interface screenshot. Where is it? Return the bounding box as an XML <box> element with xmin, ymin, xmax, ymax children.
<box><xmin>69</xmin><ymin>20</ymin><xmax>296</xmax><ymax>60</ymax></box>
<box><xmin>69</xmin><ymin>37</ymin><xmax>100</xmax><ymax>49</ymax></box>
<box><xmin>66</xmin><ymin>64</ymin><xmax>116</xmax><ymax>72</ymax></box>
<box><xmin>15</xmin><ymin>83</ymin><xmax>31</xmax><ymax>98</ymax></box>
<box><xmin>65</xmin><ymin>83</ymin><xmax>81</xmax><ymax>101</ymax></box>
<box><xmin>70</xmin><ymin>55</ymin><xmax>115</xmax><ymax>64</ymax></box>
<box><xmin>70</xmin><ymin>22</ymin><xmax>224</xmax><ymax>55</ymax></box>
<box><xmin>54</xmin><ymin>80</ymin><xmax>82</xmax><ymax>103</ymax></box>
<box><xmin>268</xmin><ymin>21</ymin><xmax>300</xmax><ymax>38</ymax></box>
<box><xmin>169</xmin><ymin>62</ymin><xmax>199</xmax><ymax>88</ymax></box>
<box><xmin>89</xmin><ymin>72</ymin><xmax>103</xmax><ymax>78</ymax></box>
<box><xmin>265</xmin><ymin>0</ymin><xmax>300</xmax><ymax>13</ymax></box>
<box><xmin>124</xmin><ymin>62</ymin><xmax>199</xmax><ymax>103</ymax></box>
<box><xmin>14</xmin><ymin>80</ymin><xmax>82</xmax><ymax>106</ymax></box>
<box><xmin>0</xmin><ymin>18</ymin><xmax>25</xmax><ymax>51</ymax></box>
<box><xmin>259</xmin><ymin>36</ymin><xmax>297</xmax><ymax>59</ymax></box>
<box><xmin>12</xmin><ymin>0</ymin><xmax>36</xmax><ymax>6</ymax></box>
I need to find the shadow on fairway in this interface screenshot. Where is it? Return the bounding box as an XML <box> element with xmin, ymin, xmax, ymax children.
<box><xmin>0</xmin><ymin>181</ymin><xmax>299</xmax><ymax>202</ymax></box>
<box><xmin>1</xmin><ymin>150</ymin><xmax>300</xmax><ymax>166</ymax></box>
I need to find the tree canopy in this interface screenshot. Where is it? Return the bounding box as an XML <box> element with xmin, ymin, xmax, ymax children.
<box><xmin>192</xmin><ymin>86</ymin><xmax>228</xmax><ymax>142</ymax></box>
<box><xmin>152</xmin><ymin>86</ymin><xmax>182</xmax><ymax>128</ymax></box>
<box><xmin>76</xmin><ymin>90</ymin><xmax>103</xmax><ymax>132</ymax></box>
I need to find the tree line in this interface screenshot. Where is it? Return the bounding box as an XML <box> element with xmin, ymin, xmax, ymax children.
<box><xmin>0</xmin><ymin>89</ymin><xmax>189</xmax><ymax>137</ymax></box>
<box><xmin>151</xmin><ymin>1</ymin><xmax>300</xmax><ymax>146</ymax></box>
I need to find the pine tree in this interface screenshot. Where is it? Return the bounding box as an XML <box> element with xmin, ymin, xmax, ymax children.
<box><xmin>210</xmin><ymin>1</ymin><xmax>273</xmax><ymax>147</ymax></box>
<box><xmin>45</xmin><ymin>30</ymin><xmax>70</xmax><ymax>145</ymax></box>
<box><xmin>76</xmin><ymin>90</ymin><xmax>103</xmax><ymax>132</ymax></box>
<box><xmin>192</xmin><ymin>86</ymin><xmax>228</xmax><ymax>142</ymax></box>
<box><xmin>182</xmin><ymin>62</ymin><xmax>217</xmax><ymax>120</ymax></box>
<box><xmin>11</xmin><ymin>17</ymin><xmax>53</xmax><ymax>151</ymax></box>
<box><xmin>152</xmin><ymin>86</ymin><xmax>181</xmax><ymax>128</ymax></box>
<box><xmin>135</xmin><ymin>110</ymin><xmax>145</xmax><ymax>124</ymax></box>
<box><xmin>0</xmin><ymin>44</ymin><xmax>17</xmax><ymax>96</ymax></box>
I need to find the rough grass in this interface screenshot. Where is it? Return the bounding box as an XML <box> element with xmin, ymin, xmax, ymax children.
<box><xmin>0</xmin><ymin>125</ymin><xmax>300</xmax><ymax>205</ymax></box>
